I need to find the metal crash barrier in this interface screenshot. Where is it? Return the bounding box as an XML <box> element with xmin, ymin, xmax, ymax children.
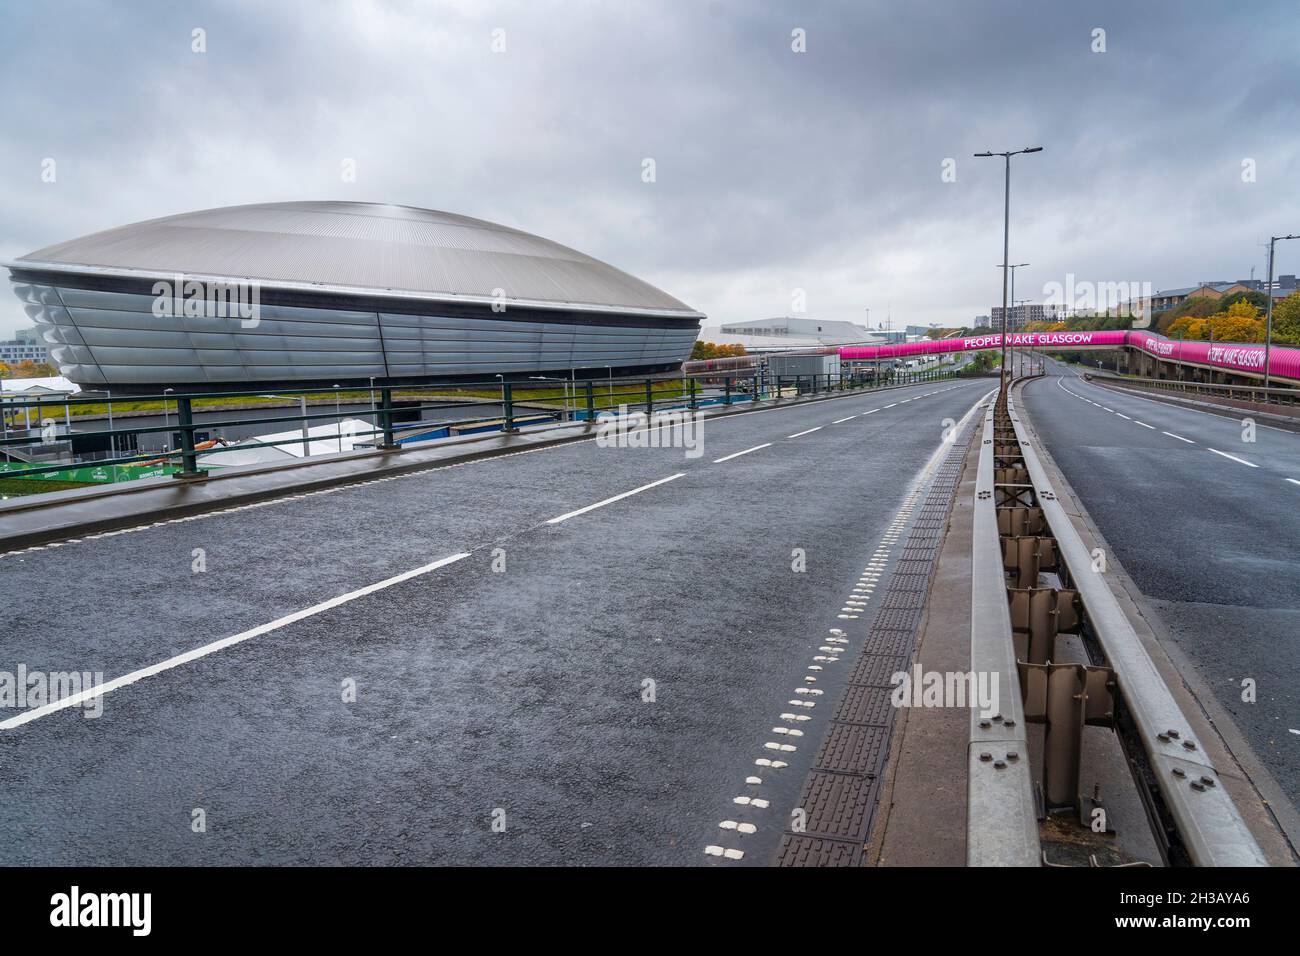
<box><xmin>968</xmin><ymin>376</ymin><xmax>1267</xmax><ymax>867</ymax></box>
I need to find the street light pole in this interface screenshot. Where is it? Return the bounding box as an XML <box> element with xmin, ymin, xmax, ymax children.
<box><xmin>976</xmin><ymin>147</ymin><xmax>1042</xmax><ymax>393</ymax></box>
<box><xmin>1002</xmin><ymin>263</ymin><xmax>1029</xmax><ymax>380</ymax></box>
<box><xmin>1264</xmin><ymin>234</ymin><xmax>1299</xmax><ymax>388</ymax></box>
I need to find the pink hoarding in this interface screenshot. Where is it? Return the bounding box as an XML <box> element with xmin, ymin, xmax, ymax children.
<box><xmin>838</xmin><ymin>330</ymin><xmax>1300</xmax><ymax>382</ymax></box>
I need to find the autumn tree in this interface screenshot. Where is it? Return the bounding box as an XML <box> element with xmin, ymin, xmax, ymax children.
<box><xmin>1204</xmin><ymin>301</ymin><xmax>1265</xmax><ymax>343</ymax></box>
<box><xmin>690</xmin><ymin>341</ymin><xmax>747</xmax><ymax>360</ymax></box>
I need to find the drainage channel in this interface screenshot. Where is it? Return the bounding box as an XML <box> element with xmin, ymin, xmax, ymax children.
<box><xmin>967</xmin><ymin>377</ymin><xmax>1267</xmax><ymax>867</ymax></box>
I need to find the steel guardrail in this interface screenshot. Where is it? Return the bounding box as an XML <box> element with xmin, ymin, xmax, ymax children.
<box><xmin>967</xmin><ymin>393</ymin><xmax>1040</xmax><ymax>866</ymax></box>
<box><xmin>1006</xmin><ymin>384</ymin><xmax>1267</xmax><ymax>866</ymax></box>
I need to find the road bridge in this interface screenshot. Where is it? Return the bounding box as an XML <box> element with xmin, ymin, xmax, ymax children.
<box><xmin>0</xmin><ymin>366</ymin><xmax>1294</xmax><ymax>867</ymax></box>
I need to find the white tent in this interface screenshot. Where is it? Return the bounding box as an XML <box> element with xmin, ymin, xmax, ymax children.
<box><xmin>201</xmin><ymin>417</ymin><xmax>376</xmax><ymax>467</ymax></box>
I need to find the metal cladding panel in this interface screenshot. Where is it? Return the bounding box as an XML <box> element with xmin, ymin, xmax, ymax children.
<box><xmin>15</xmin><ymin>282</ymin><xmax>697</xmax><ymax>387</ymax></box>
<box><xmin>15</xmin><ymin>201</ymin><xmax>699</xmax><ymax>315</ymax></box>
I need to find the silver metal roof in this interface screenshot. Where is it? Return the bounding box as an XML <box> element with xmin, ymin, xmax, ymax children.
<box><xmin>13</xmin><ymin>201</ymin><xmax>701</xmax><ymax>317</ymax></box>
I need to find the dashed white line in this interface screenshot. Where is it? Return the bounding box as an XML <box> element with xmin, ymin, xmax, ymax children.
<box><xmin>0</xmin><ymin>551</ymin><xmax>473</xmax><ymax>730</ymax></box>
<box><xmin>1207</xmin><ymin>448</ymin><xmax>1257</xmax><ymax>468</ymax></box>
<box><xmin>1163</xmin><ymin>431</ymin><xmax>1195</xmax><ymax>444</ymax></box>
<box><xmin>546</xmin><ymin>473</ymin><xmax>686</xmax><ymax>523</ymax></box>
<box><xmin>712</xmin><ymin>443</ymin><xmax>772</xmax><ymax>464</ymax></box>
<box><xmin>788</xmin><ymin>427</ymin><xmax>823</xmax><ymax>438</ymax></box>
<box><xmin>832</xmin><ymin>416</ymin><xmax>856</xmax><ymax>424</ymax></box>
<box><xmin>1285</xmin><ymin>478</ymin><xmax>1300</xmax><ymax>487</ymax></box>
<box><xmin>1134</xmin><ymin>421</ymin><xmax>1155</xmax><ymax>429</ymax></box>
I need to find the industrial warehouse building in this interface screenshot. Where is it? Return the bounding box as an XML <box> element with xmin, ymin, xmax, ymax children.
<box><xmin>5</xmin><ymin>201</ymin><xmax>703</xmax><ymax>392</ymax></box>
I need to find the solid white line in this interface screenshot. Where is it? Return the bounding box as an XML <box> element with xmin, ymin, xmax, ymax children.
<box><xmin>547</xmin><ymin>472</ymin><xmax>686</xmax><ymax>523</ymax></box>
<box><xmin>1207</xmin><ymin>448</ymin><xmax>1258</xmax><ymax>468</ymax></box>
<box><xmin>788</xmin><ymin>427</ymin><xmax>823</xmax><ymax>438</ymax></box>
<box><xmin>832</xmin><ymin>416</ymin><xmax>856</xmax><ymax>424</ymax></box>
<box><xmin>1163</xmin><ymin>431</ymin><xmax>1195</xmax><ymax>443</ymax></box>
<box><xmin>0</xmin><ymin>552</ymin><xmax>473</xmax><ymax>731</ymax></box>
<box><xmin>1135</xmin><ymin>421</ymin><xmax>1156</xmax><ymax>429</ymax></box>
<box><xmin>713</xmin><ymin>443</ymin><xmax>772</xmax><ymax>464</ymax></box>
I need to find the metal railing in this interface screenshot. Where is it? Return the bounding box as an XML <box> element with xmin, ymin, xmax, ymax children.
<box><xmin>0</xmin><ymin>366</ymin><xmax>973</xmax><ymax>484</ymax></box>
<box><xmin>968</xmin><ymin>385</ymin><xmax>1040</xmax><ymax>866</ymax></box>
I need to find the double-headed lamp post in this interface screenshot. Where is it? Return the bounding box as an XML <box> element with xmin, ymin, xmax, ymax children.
<box><xmin>976</xmin><ymin>146</ymin><xmax>1043</xmax><ymax>392</ymax></box>
<box><xmin>1264</xmin><ymin>234</ymin><xmax>1299</xmax><ymax>388</ymax></box>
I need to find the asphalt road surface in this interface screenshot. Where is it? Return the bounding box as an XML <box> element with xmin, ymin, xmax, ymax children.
<box><xmin>1022</xmin><ymin>359</ymin><xmax>1300</xmax><ymax>808</ymax></box>
<box><xmin>0</xmin><ymin>377</ymin><xmax>990</xmax><ymax>865</ymax></box>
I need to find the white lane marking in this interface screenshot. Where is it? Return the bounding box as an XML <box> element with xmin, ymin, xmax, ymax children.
<box><xmin>1135</xmin><ymin>421</ymin><xmax>1156</xmax><ymax>429</ymax></box>
<box><xmin>713</xmin><ymin>443</ymin><xmax>772</xmax><ymax>464</ymax></box>
<box><xmin>862</xmin><ymin>409</ymin><xmax>880</xmax><ymax>415</ymax></box>
<box><xmin>1163</xmin><ymin>431</ymin><xmax>1195</xmax><ymax>444</ymax></box>
<box><xmin>1065</xmin><ymin>370</ymin><xmax>1292</xmax><ymax>433</ymax></box>
<box><xmin>1116</xmin><ymin>413</ymin><xmax>1132</xmax><ymax>420</ymax></box>
<box><xmin>1285</xmin><ymin>478</ymin><xmax>1300</xmax><ymax>487</ymax></box>
<box><xmin>883</xmin><ymin>403</ymin><xmax>897</xmax><ymax>409</ymax></box>
<box><xmin>1207</xmin><ymin>448</ymin><xmax>1257</xmax><ymax>468</ymax></box>
<box><xmin>547</xmin><ymin>472</ymin><xmax>686</xmax><ymax>523</ymax></box>
<box><xmin>832</xmin><ymin>416</ymin><xmax>856</xmax><ymax>424</ymax></box>
<box><xmin>788</xmin><ymin>426</ymin><xmax>823</xmax><ymax>438</ymax></box>
<box><xmin>1102</xmin><ymin>407</ymin><xmax>1114</xmax><ymax>412</ymax></box>
<box><xmin>0</xmin><ymin>551</ymin><xmax>473</xmax><ymax>730</ymax></box>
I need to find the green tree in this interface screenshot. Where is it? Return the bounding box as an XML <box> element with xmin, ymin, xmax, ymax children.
<box><xmin>1268</xmin><ymin>291</ymin><xmax>1300</xmax><ymax>346</ymax></box>
<box><xmin>1217</xmin><ymin>290</ymin><xmax>1268</xmax><ymax>313</ymax></box>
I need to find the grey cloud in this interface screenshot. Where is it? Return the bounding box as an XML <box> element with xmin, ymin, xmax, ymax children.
<box><xmin>2</xmin><ymin>0</ymin><xmax>1297</xmax><ymax>338</ymax></box>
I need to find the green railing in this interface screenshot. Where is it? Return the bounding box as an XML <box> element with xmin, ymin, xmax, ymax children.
<box><xmin>0</xmin><ymin>366</ymin><xmax>973</xmax><ymax>481</ymax></box>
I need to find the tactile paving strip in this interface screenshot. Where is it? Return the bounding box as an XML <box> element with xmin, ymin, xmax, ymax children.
<box><xmin>775</xmin><ymin>414</ymin><xmax>979</xmax><ymax>867</ymax></box>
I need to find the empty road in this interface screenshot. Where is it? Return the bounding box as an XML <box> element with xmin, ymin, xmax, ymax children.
<box><xmin>0</xmin><ymin>378</ymin><xmax>990</xmax><ymax>865</ymax></box>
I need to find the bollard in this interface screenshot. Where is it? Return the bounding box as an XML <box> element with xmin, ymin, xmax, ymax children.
<box><xmin>645</xmin><ymin>380</ymin><xmax>654</xmax><ymax>416</ymax></box>
<box><xmin>689</xmin><ymin>378</ymin><xmax>698</xmax><ymax>410</ymax></box>
<box><xmin>586</xmin><ymin>380</ymin><xmax>595</xmax><ymax>423</ymax></box>
<box><xmin>724</xmin><ymin>376</ymin><xmax>732</xmax><ymax>406</ymax></box>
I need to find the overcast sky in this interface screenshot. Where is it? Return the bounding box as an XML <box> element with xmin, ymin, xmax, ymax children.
<box><xmin>3</xmin><ymin>0</ymin><xmax>1299</xmax><ymax>339</ymax></box>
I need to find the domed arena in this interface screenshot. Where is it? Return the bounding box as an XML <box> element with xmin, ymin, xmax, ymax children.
<box><xmin>7</xmin><ymin>201</ymin><xmax>703</xmax><ymax>391</ymax></box>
